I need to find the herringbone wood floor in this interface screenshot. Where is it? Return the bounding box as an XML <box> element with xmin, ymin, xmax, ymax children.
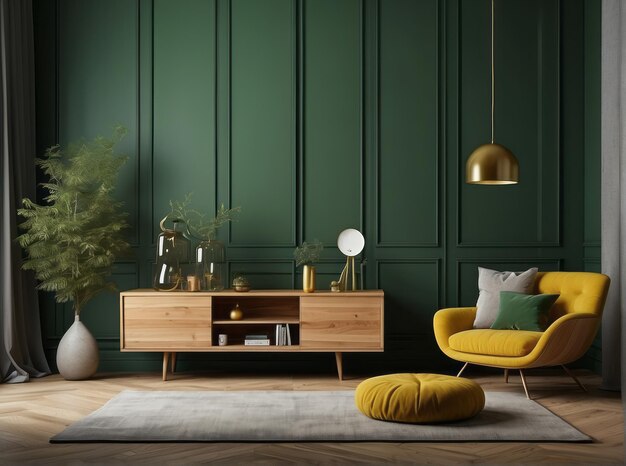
<box><xmin>0</xmin><ymin>369</ymin><xmax>622</xmax><ymax>465</ymax></box>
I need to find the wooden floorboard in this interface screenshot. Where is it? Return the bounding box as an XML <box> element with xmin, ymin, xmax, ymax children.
<box><xmin>0</xmin><ymin>369</ymin><xmax>622</xmax><ymax>465</ymax></box>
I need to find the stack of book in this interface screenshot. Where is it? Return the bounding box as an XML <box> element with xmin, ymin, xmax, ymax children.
<box><xmin>244</xmin><ymin>334</ymin><xmax>270</xmax><ymax>346</ymax></box>
<box><xmin>275</xmin><ymin>324</ymin><xmax>292</xmax><ymax>346</ymax></box>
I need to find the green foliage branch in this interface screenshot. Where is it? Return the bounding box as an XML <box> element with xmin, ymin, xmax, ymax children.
<box><xmin>168</xmin><ymin>193</ymin><xmax>241</xmax><ymax>241</ymax></box>
<box><xmin>17</xmin><ymin>126</ymin><xmax>131</xmax><ymax>315</ymax></box>
<box><xmin>294</xmin><ymin>239</ymin><xmax>324</xmax><ymax>267</ymax></box>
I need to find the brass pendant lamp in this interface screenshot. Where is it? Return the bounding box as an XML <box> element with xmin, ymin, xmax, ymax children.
<box><xmin>466</xmin><ymin>0</ymin><xmax>519</xmax><ymax>185</ymax></box>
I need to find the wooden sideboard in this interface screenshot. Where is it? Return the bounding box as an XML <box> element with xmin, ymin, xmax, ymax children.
<box><xmin>120</xmin><ymin>289</ymin><xmax>384</xmax><ymax>380</ymax></box>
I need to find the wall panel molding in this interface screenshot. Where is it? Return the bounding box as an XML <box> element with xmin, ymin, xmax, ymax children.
<box><xmin>131</xmin><ymin>0</ymin><xmax>141</xmax><ymax>246</ymax></box>
<box><xmin>227</xmin><ymin>0</ymin><xmax>297</xmax><ymax>248</ymax></box>
<box><xmin>456</xmin><ymin>0</ymin><xmax>561</xmax><ymax>248</ymax></box>
<box><xmin>34</xmin><ymin>0</ymin><xmax>598</xmax><ymax>372</ymax></box>
<box><xmin>59</xmin><ymin>0</ymin><xmax>142</xmax><ymax>245</ymax></box>
<box><xmin>376</xmin><ymin>0</ymin><xmax>441</xmax><ymax>248</ymax></box>
<box><xmin>152</xmin><ymin>0</ymin><xmax>217</xmax><ymax>242</ymax></box>
<box><xmin>376</xmin><ymin>259</ymin><xmax>442</xmax><ymax>338</ymax></box>
<box><xmin>139</xmin><ymin>0</ymin><xmax>154</xmax><ymax>247</ymax></box>
<box><xmin>301</xmin><ymin>0</ymin><xmax>364</xmax><ymax>248</ymax></box>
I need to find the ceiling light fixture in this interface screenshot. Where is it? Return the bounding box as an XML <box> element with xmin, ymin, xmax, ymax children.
<box><xmin>466</xmin><ymin>0</ymin><xmax>519</xmax><ymax>185</ymax></box>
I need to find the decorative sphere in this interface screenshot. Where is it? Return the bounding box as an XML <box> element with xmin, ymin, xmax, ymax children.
<box><xmin>230</xmin><ymin>305</ymin><xmax>243</xmax><ymax>320</ymax></box>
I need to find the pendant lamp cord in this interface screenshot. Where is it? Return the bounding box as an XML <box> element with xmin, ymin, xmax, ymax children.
<box><xmin>491</xmin><ymin>0</ymin><xmax>495</xmax><ymax>144</ymax></box>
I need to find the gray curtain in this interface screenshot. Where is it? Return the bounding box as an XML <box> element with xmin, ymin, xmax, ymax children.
<box><xmin>0</xmin><ymin>0</ymin><xmax>50</xmax><ymax>383</ymax></box>
<box><xmin>601</xmin><ymin>0</ymin><xmax>625</xmax><ymax>393</ymax></box>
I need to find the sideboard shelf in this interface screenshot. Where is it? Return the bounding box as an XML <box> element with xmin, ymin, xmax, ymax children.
<box><xmin>120</xmin><ymin>289</ymin><xmax>384</xmax><ymax>381</ymax></box>
<box><xmin>203</xmin><ymin>345</ymin><xmax>303</xmax><ymax>351</ymax></box>
<box><xmin>212</xmin><ymin>318</ymin><xmax>300</xmax><ymax>324</ymax></box>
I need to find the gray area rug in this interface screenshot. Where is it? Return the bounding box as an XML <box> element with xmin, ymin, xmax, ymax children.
<box><xmin>50</xmin><ymin>390</ymin><xmax>590</xmax><ymax>443</ymax></box>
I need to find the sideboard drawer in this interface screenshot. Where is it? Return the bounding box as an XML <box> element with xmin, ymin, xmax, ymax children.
<box><xmin>300</xmin><ymin>296</ymin><xmax>383</xmax><ymax>349</ymax></box>
<box><xmin>122</xmin><ymin>296</ymin><xmax>212</xmax><ymax>349</ymax></box>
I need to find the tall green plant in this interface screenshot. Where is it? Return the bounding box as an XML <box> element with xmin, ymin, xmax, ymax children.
<box><xmin>17</xmin><ymin>126</ymin><xmax>131</xmax><ymax>315</ymax></box>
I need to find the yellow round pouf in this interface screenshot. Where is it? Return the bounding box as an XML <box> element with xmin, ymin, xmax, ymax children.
<box><xmin>355</xmin><ymin>373</ymin><xmax>485</xmax><ymax>423</ymax></box>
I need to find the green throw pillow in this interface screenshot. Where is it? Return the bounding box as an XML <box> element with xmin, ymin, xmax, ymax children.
<box><xmin>491</xmin><ymin>291</ymin><xmax>560</xmax><ymax>332</ymax></box>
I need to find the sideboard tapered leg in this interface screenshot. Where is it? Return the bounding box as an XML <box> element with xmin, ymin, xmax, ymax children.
<box><xmin>171</xmin><ymin>352</ymin><xmax>177</xmax><ymax>373</ymax></box>
<box><xmin>162</xmin><ymin>352</ymin><xmax>170</xmax><ymax>381</ymax></box>
<box><xmin>335</xmin><ymin>352</ymin><xmax>343</xmax><ymax>381</ymax></box>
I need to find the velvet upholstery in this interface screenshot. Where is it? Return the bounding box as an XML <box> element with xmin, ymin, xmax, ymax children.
<box><xmin>355</xmin><ymin>373</ymin><xmax>484</xmax><ymax>423</ymax></box>
<box><xmin>434</xmin><ymin>272</ymin><xmax>610</xmax><ymax>370</ymax></box>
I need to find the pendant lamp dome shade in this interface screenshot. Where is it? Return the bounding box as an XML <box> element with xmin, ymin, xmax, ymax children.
<box><xmin>466</xmin><ymin>142</ymin><xmax>519</xmax><ymax>185</ymax></box>
<box><xmin>465</xmin><ymin>0</ymin><xmax>520</xmax><ymax>185</ymax></box>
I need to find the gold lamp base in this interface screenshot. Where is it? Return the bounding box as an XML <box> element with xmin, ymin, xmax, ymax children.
<box><xmin>336</xmin><ymin>256</ymin><xmax>358</xmax><ymax>292</ymax></box>
<box><xmin>466</xmin><ymin>143</ymin><xmax>519</xmax><ymax>185</ymax></box>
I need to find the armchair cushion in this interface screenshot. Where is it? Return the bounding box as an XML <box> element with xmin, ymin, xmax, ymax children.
<box><xmin>491</xmin><ymin>291</ymin><xmax>559</xmax><ymax>331</ymax></box>
<box><xmin>449</xmin><ymin>329</ymin><xmax>543</xmax><ymax>357</ymax></box>
<box><xmin>474</xmin><ymin>267</ymin><xmax>538</xmax><ymax>328</ymax></box>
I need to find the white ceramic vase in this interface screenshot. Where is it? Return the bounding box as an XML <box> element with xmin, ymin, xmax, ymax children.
<box><xmin>56</xmin><ymin>314</ymin><xmax>99</xmax><ymax>380</ymax></box>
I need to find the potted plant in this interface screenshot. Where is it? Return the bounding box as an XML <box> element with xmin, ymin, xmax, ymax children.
<box><xmin>17</xmin><ymin>126</ymin><xmax>130</xmax><ymax>380</ymax></box>
<box><xmin>168</xmin><ymin>194</ymin><xmax>240</xmax><ymax>291</ymax></box>
<box><xmin>294</xmin><ymin>240</ymin><xmax>323</xmax><ymax>292</ymax></box>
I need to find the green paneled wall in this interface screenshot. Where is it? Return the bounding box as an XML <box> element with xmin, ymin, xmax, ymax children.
<box><xmin>59</xmin><ymin>0</ymin><xmax>139</xmax><ymax>240</ymax></box>
<box><xmin>459</xmin><ymin>0</ymin><xmax>560</xmax><ymax>246</ymax></box>
<box><xmin>230</xmin><ymin>0</ymin><xmax>296</xmax><ymax>247</ymax></box>
<box><xmin>583</xmin><ymin>0</ymin><xmax>602</xmax><ymax>372</ymax></box>
<box><xmin>153</xmin><ymin>0</ymin><xmax>217</xmax><ymax>238</ymax></box>
<box><xmin>379</xmin><ymin>0</ymin><xmax>439</xmax><ymax>246</ymax></box>
<box><xmin>33</xmin><ymin>0</ymin><xmax>601</xmax><ymax>374</ymax></box>
<box><xmin>304</xmin><ymin>0</ymin><xmax>362</xmax><ymax>244</ymax></box>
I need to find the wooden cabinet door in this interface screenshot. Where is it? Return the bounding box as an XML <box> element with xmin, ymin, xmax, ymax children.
<box><xmin>122</xmin><ymin>296</ymin><xmax>212</xmax><ymax>349</ymax></box>
<box><xmin>300</xmin><ymin>296</ymin><xmax>383</xmax><ymax>349</ymax></box>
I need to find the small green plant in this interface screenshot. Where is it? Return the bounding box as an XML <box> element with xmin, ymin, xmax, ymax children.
<box><xmin>17</xmin><ymin>126</ymin><xmax>131</xmax><ymax>315</ymax></box>
<box><xmin>168</xmin><ymin>193</ymin><xmax>240</xmax><ymax>241</ymax></box>
<box><xmin>294</xmin><ymin>239</ymin><xmax>324</xmax><ymax>267</ymax></box>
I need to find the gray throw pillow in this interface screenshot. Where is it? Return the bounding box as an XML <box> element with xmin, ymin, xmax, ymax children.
<box><xmin>473</xmin><ymin>267</ymin><xmax>538</xmax><ymax>328</ymax></box>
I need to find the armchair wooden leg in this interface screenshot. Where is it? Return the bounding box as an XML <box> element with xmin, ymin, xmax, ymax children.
<box><xmin>457</xmin><ymin>362</ymin><xmax>469</xmax><ymax>377</ymax></box>
<box><xmin>561</xmin><ymin>365</ymin><xmax>587</xmax><ymax>392</ymax></box>
<box><xmin>519</xmin><ymin>370</ymin><xmax>531</xmax><ymax>399</ymax></box>
<box><xmin>504</xmin><ymin>368</ymin><xmax>509</xmax><ymax>383</ymax></box>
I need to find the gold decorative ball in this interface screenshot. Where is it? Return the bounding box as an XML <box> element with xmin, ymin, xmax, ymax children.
<box><xmin>230</xmin><ymin>304</ymin><xmax>243</xmax><ymax>321</ymax></box>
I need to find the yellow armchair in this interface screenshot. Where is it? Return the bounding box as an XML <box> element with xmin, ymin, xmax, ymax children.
<box><xmin>434</xmin><ymin>272</ymin><xmax>610</xmax><ymax>398</ymax></box>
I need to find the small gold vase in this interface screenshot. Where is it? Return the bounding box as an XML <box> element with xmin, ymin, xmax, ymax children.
<box><xmin>303</xmin><ymin>265</ymin><xmax>316</xmax><ymax>293</ymax></box>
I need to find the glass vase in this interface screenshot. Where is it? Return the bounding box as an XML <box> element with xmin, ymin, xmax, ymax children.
<box><xmin>153</xmin><ymin>219</ymin><xmax>192</xmax><ymax>291</ymax></box>
<box><xmin>195</xmin><ymin>239</ymin><xmax>225</xmax><ymax>291</ymax></box>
